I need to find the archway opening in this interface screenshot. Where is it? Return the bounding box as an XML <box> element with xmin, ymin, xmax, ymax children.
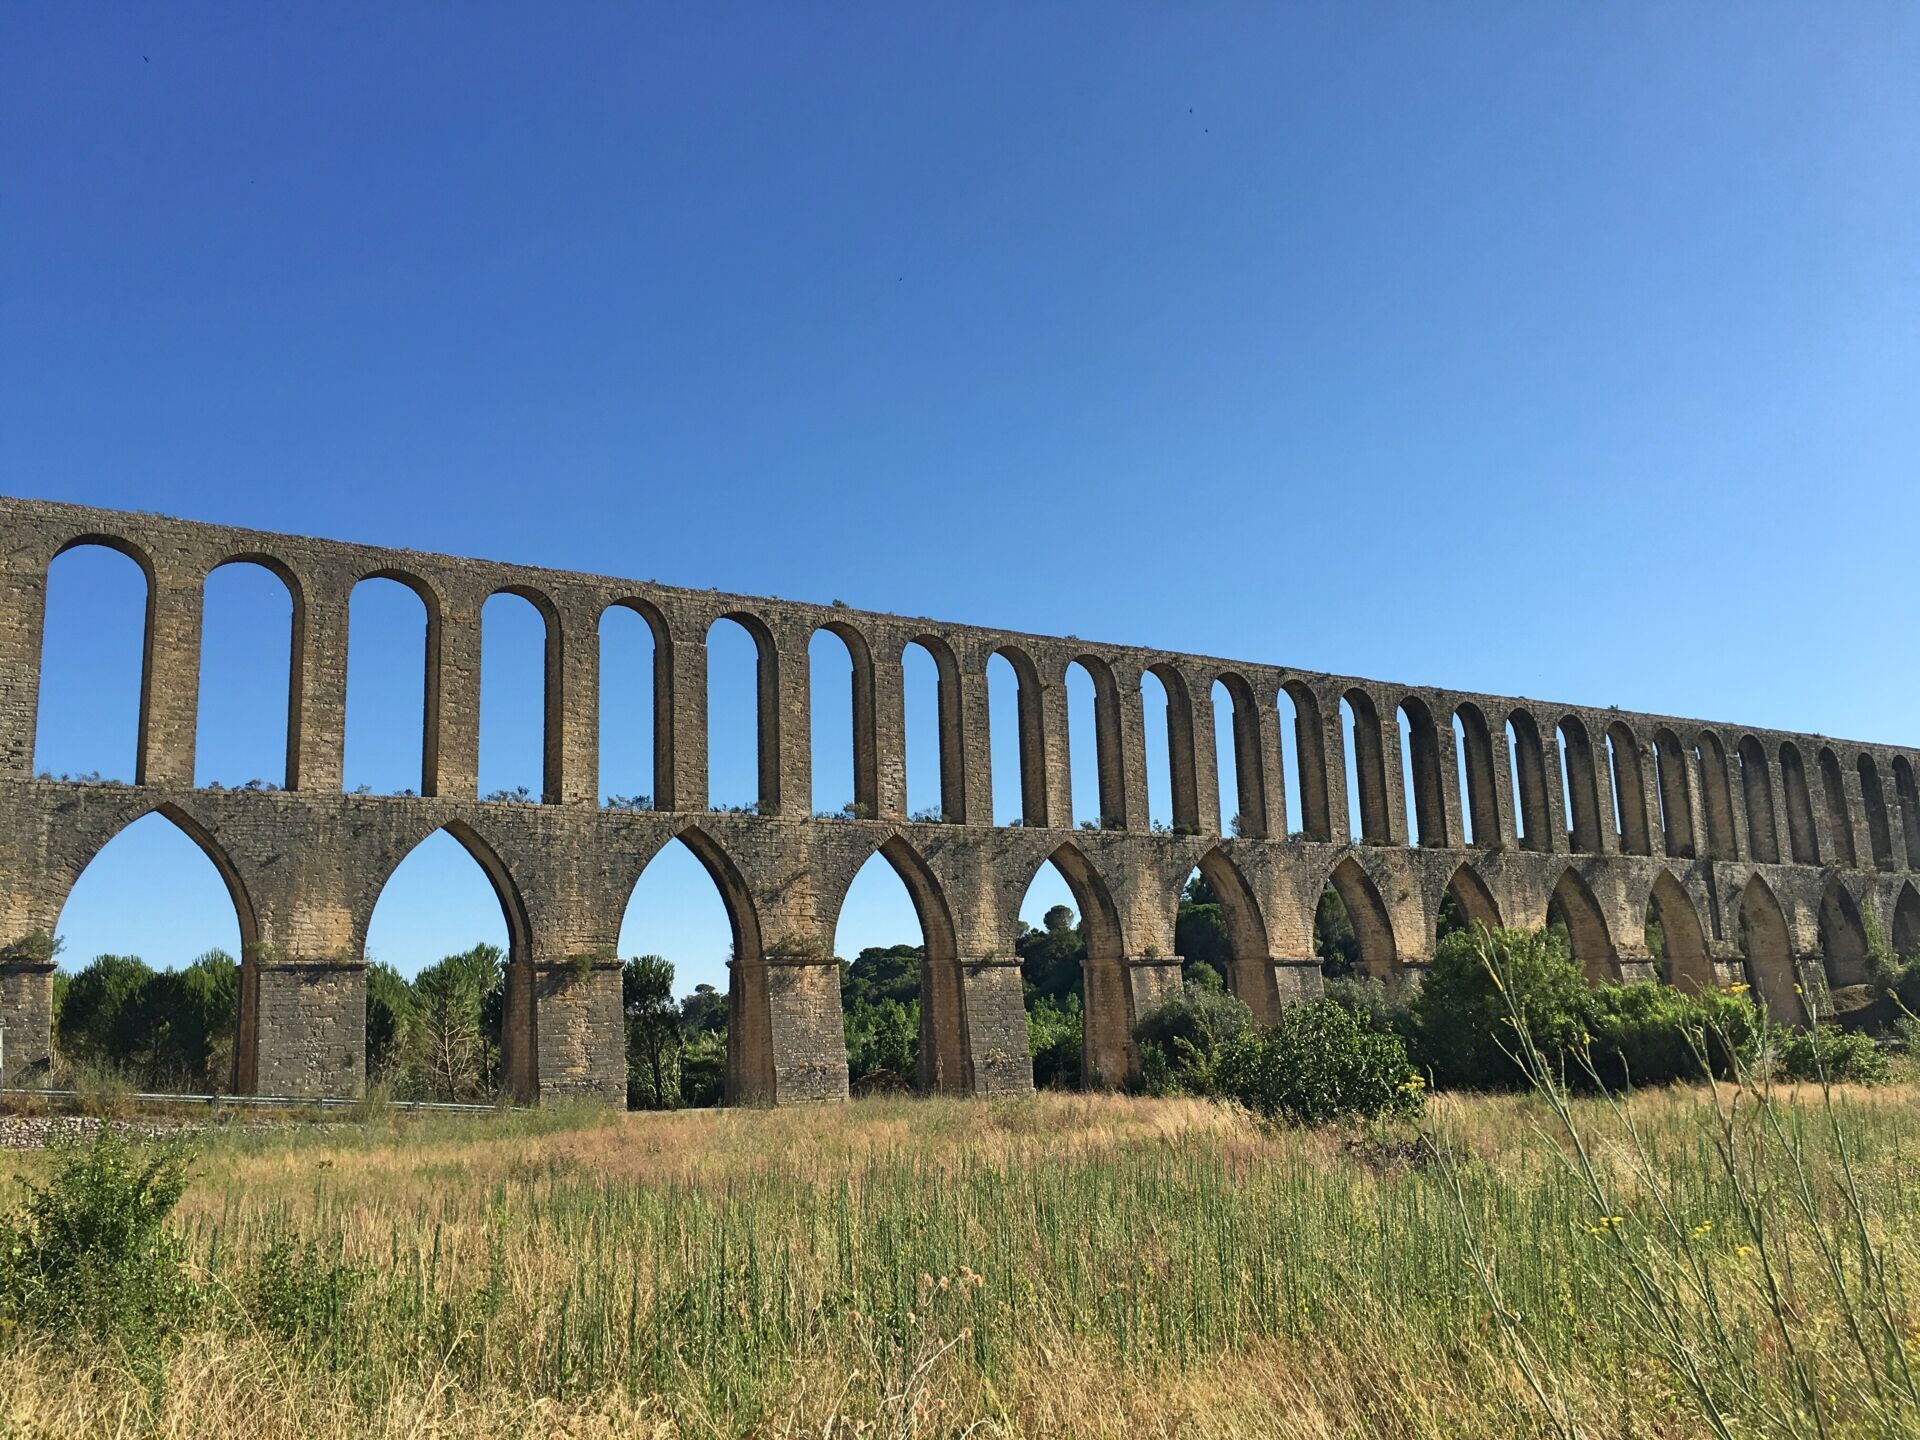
<box><xmin>902</xmin><ymin>639</ymin><xmax>948</xmax><ymax>822</ymax></box>
<box><xmin>196</xmin><ymin>560</ymin><xmax>295</xmax><ymax>789</ymax></box>
<box><xmin>479</xmin><ymin>590</ymin><xmax>550</xmax><ymax>803</ymax></box>
<box><xmin>1859</xmin><ymin>755</ymin><xmax>1894</xmax><ymax>869</ymax></box>
<box><xmin>1738</xmin><ymin>879</ymin><xmax>1801</xmax><ymax>1024</ymax></box>
<box><xmin>1317</xmin><ymin>858</ymin><xmax>1397</xmax><ymax>983</ymax></box>
<box><xmin>1695</xmin><ymin>733</ymin><xmax>1737</xmax><ymax>860</ymax></box>
<box><xmin>1017</xmin><ymin>857</ymin><xmax>1085</xmax><ymax>1089</ymax></box>
<box><xmin>1066</xmin><ymin>660</ymin><xmax>1103</xmax><ymax>828</ymax></box>
<box><xmin>1557</xmin><ymin>718</ymin><xmax>1600</xmax><ymax>854</ymax></box>
<box><xmin>1507</xmin><ymin>712</ymin><xmax>1550</xmax><ymax>853</ymax></box>
<box><xmin>833</xmin><ymin>846</ymin><xmax>943</xmax><ymax>1092</ymax></box>
<box><xmin>345</xmin><ymin>575</ymin><xmax>430</xmax><ymax>796</ymax></box>
<box><xmin>1780</xmin><ymin>744</ymin><xmax>1819</xmax><ymax>866</ymax></box>
<box><xmin>617</xmin><ymin>835</ymin><xmax>745</xmax><ymax>1107</ymax></box>
<box><xmin>598</xmin><ymin>602</ymin><xmax>658</xmax><ymax>809</ymax></box>
<box><xmin>1398</xmin><ymin>700</ymin><xmax>1444</xmax><ymax>848</ymax></box>
<box><xmin>1547</xmin><ymin>870</ymin><xmax>1617</xmax><ymax>984</ymax></box>
<box><xmin>1140</xmin><ymin>669</ymin><xmax>1175</xmax><ymax>832</ymax></box>
<box><xmin>707</xmin><ymin>616</ymin><xmax>766</xmax><ymax>814</ymax></box>
<box><xmin>808</xmin><ymin>627</ymin><xmax>857</xmax><ymax>817</ymax></box>
<box><xmin>1277</xmin><ymin>685</ymin><xmax>1309</xmax><ymax>839</ymax></box>
<box><xmin>1017</xmin><ymin>846</ymin><xmax>1128</xmax><ymax>1089</ymax></box>
<box><xmin>1453</xmin><ymin>706</ymin><xmax>1494</xmax><ymax>847</ymax></box>
<box><xmin>52</xmin><ymin>811</ymin><xmax>246</xmax><ymax>1092</ymax></box>
<box><xmin>1606</xmin><ymin>723</ymin><xmax>1650</xmax><ymax>856</ymax></box>
<box><xmin>1647</xmin><ymin>872</ymin><xmax>1712</xmax><ymax>994</ymax></box>
<box><xmin>1738</xmin><ymin>736</ymin><xmax>1780</xmax><ymax>863</ymax></box>
<box><xmin>1438</xmin><ymin>864</ymin><xmax>1500</xmax><ymax>945</ymax></box>
<box><xmin>1341</xmin><ymin>691</ymin><xmax>1389</xmax><ymax>843</ymax></box>
<box><xmin>35</xmin><ymin>542</ymin><xmax>148</xmax><ymax>782</ymax></box>
<box><xmin>1213</xmin><ymin>679</ymin><xmax>1242</xmax><ymax>837</ymax></box>
<box><xmin>1816</xmin><ymin>881</ymin><xmax>1869</xmax><ymax>991</ymax></box>
<box><xmin>1652</xmin><ymin>730</ymin><xmax>1695</xmax><ymax>859</ymax></box>
<box><xmin>364</xmin><ymin>827</ymin><xmax>520</xmax><ymax>1097</ymax></box>
<box><xmin>987</xmin><ymin>649</ymin><xmax>1039</xmax><ymax>826</ymax></box>
<box><xmin>1819</xmin><ymin>748</ymin><xmax>1855</xmax><ymax>868</ymax></box>
<box><xmin>1893</xmin><ymin>884</ymin><xmax>1920</xmax><ymax>961</ymax></box>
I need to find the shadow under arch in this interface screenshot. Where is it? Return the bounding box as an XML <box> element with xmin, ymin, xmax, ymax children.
<box><xmin>1440</xmin><ymin>861</ymin><xmax>1501</xmax><ymax>939</ymax></box>
<box><xmin>1647</xmin><ymin>870</ymin><xmax>1712</xmax><ymax>994</ymax></box>
<box><xmin>1193</xmin><ymin>845</ymin><xmax>1275</xmax><ymax>1019</ymax></box>
<box><xmin>1323</xmin><ymin>855</ymin><xmax>1398</xmax><ymax>981</ymax></box>
<box><xmin>1548</xmin><ymin>868</ymin><xmax>1619</xmax><ymax>983</ymax></box>
<box><xmin>1816</xmin><ymin>878</ymin><xmax>1870</xmax><ymax>990</ymax></box>
<box><xmin>1895</xmin><ymin>881</ymin><xmax>1920</xmax><ymax>961</ymax></box>
<box><xmin>1739</xmin><ymin>876</ymin><xmax>1803</xmax><ymax>1025</ymax></box>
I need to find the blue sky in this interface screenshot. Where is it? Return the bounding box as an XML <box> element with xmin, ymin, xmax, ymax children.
<box><xmin>6</xmin><ymin>4</ymin><xmax>1917</xmax><ymax>993</ymax></box>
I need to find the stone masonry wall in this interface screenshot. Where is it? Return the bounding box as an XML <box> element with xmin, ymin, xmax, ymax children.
<box><xmin>3</xmin><ymin>497</ymin><xmax>1917</xmax><ymax>1104</ymax></box>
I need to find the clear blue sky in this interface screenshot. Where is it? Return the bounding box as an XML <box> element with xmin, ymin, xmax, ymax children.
<box><xmin>6</xmin><ymin>4</ymin><xmax>1917</xmax><ymax>992</ymax></box>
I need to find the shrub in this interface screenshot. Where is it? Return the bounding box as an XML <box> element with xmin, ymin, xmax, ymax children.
<box><xmin>1776</xmin><ymin>1024</ymin><xmax>1890</xmax><ymax>1084</ymax></box>
<box><xmin>1027</xmin><ymin>994</ymin><xmax>1083</xmax><ymax>1090</ymax></box>
<box><xmin>1133</xmin><ymin>983</ymin><xmax>1252</xmax><ymax>1095</ymax></box>
<box><xmin>1322</xmin><ymin>974</ymin><xmax>1418</xmax><ymax>1043</ymax></box>
<box><xmin>0</xmin><ymin>1128</ymin><xmax>198</xmax><ymax>1344</ymax></box>
<box><xmin>1213</xmin><ymin>999</ymin><xmax>1424</xmax><ymax>1126</ymax></box>
<box><xmin>1414</xmin><ymin>926</ymin><xmax>1587</xmax><ymax>1089</ymax></box>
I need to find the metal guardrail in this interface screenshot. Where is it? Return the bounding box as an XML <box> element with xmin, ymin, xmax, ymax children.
<box><xmin>0</xmin><ymin>1087</ymin><xmax>502</xmax><ymax>1113</ymax></box>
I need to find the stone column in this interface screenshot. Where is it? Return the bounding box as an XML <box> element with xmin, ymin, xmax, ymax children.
<box><xmin>529</xmin><ymin>956</ymin><xmax>625</xmax><ymax>1104</ymax></box>
<box><xmin>552</xmin><ymin>600</ymin><xmax>600</xmax><ymax>807</ymax></box>
<box><xmin>663</xmin><ymin>622</ymin><xmax>708</xmax><ymax>811</ymax></box>
<box><xmin>1269</xmin><ymin>959</ymin><xmax>1326</xmax><ymax>1009</ymax></box>
<box><xmin>767</xmin><ymin>622</ymin><xmax>811</xmax><ymax>819</ymax></box>
<box><xmin>0</xmin><ymin>949</ymin><xmax>57</xmax><ymax>1088</ymax></box>
<box><xmin>1188</xmin><ymin>677</ymin><xmax>1222</xmax><ymax>836</ymax></box>
<box><xmin>956</xmin><ymin>957</ymin><xmax>1033</xmax><ymax>1095</ymax></box>
<box><xmin>136</xmin><ymin>568</ymin><xmax>204</xmax><ymax>787</ymax></box>
<box><xmin>1039</xmin><ymin>664</ymin><xmax>1072</xmax><ymax>828</ymax></box>
<box><xmin>1081</xmin><ymin>955</ymin><xmax>1181</xmax><ymax>1089</ymax></box>
<box><xmin>730</xmin><ymin>945</ymin><xmax>849</xmax><ymax>1104</ymax></box>
<box><xmin>290</xmin><ymin>580</ymin><xmax>348</xmax><ymax>793</ymax></box>
<box><xmin>241</xmin><ymin>959</ymin><xmax>368</xmax><ymax>1098</ymax></box>
<box><xmin>957</xmin><ymin>654</ymin><xmax>995</xmax><ymax>828</ymax></box>
<box><xmin>429</xmin><ymin>592</ymin><xmax>480</xmax><ymax>800</ymax></box>
<box><xmin>0</xmin><ymin>559</ymin><xmax>48</xmax><ymax>778</ymax></box>
<box><xmin>1112</xmin><ymin>664</ymin><xmax>1150</xmax><ymax>834</ymax></box>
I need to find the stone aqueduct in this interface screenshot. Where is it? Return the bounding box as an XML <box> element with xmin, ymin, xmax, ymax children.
<box><xmin>2</xmin><ymin>496</ymin><xmax>1917</xmax><ymax>1103</ymax></box>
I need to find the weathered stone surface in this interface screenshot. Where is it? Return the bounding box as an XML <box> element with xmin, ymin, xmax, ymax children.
<box><xmin>2</xmin><ymin>497</ymin><xmax>1916</xmax><ymax>1104</ymax></box>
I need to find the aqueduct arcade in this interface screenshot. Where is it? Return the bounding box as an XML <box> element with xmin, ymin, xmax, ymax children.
<box><xmin>3</xmin><ymin>497</ymin><xmax>1916</xmax><ymax>1102</ymax></box>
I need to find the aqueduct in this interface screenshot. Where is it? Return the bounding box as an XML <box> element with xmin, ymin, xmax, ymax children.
<box><xmin>3</xmin><ymin>496</ymin><xmax>1916</xmax><ymax>1103</ymax></box>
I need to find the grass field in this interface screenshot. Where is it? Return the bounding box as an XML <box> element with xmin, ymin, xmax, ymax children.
<box><xmin>2</xmin><ymin>1084</ymin><xmax>1918</xmax><ymax>1439</ymax></box>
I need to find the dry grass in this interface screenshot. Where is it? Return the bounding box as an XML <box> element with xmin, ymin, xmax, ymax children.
<box><xmin>2</xmin><ymin>1086</ymin><xmax>1917</xmax><ymax>1439</ymax></box>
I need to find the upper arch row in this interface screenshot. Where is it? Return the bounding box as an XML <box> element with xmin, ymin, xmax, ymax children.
<box><xmin>6</xmin><ymin>498</ymin><xmax>1917</xmax><ymax>872</ymax></box>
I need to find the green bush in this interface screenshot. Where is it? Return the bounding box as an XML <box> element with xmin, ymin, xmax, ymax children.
<box><xmin>1414</xmin><ymin>927</ymin><xmax>1587</xmax><ymax>1089</ymax></box>
<box><xmin>0</xmin><ymin>1128</ymin><xmax>198</xmax><ymax>1344</ymax></box>
<box><xmin>1213</xmin><ymin>999</ymin><xmax>1424</xmax><ymax>1126</ymax></box>
<box><xmin>1133</xmin><ymin>983</ymin><xmax>1252</xmax><ymax>1095</ymax></box>
<box><xmin>1776</xmin><ymin>1024</ymin><xmax>1890</xmax><ymax>1084</ymax></box>
<box><xmin>1026</xmin><ymin>993</ymin><xmax>1083</xmax><ymax>1090</ymax></box>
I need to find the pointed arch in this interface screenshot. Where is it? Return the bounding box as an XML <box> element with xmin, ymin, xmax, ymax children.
<box><xmin>709</xmin><ymin>611</ymin><xmax>781</xmax><ymax>815</ymax></box>
<box><xmin>1548</xmin><ymin>868</ymin><xmax>1618</xmax><ymax>983</ymax></box>
<box><xmin>1605</xmin><ymin>721</ymin><xmax>1651</xmax><ymax>856</ymax></box>
<box><xmin>1817</xmin><ymin>879</ymin><xmax>1869</xmax><ymax>991</ymax></box>
<box><xmin>1893</xmin><ymin>882</ymin><xmax>1920</xmax><ymax>960</ymax></box>
<box><xmin>1647</xmin><ymin>870</ymin><xmax>1712</xmax><ymax>994</ymax></box>
<box><xmin>1739</xmin><ymin>877</ymin><xmax>1802</xmax><ymax>1024</ymax></box>
<box><xmin>1651</xmin><ymin>728</ymin><xmax>1695</xmax><ymax>859</ymax></box>
<box><xmin>1146</xmin><ymin>663</ymin><xmax>1198</xmax><ymax>832</ymax></box>
<box><xmin>1029</xmin><ymin>840</ymin><xmax>1128</xmax><ymax>1087</ymax></box>
<box><xmin>1193</xmin><ymin>846</ymin><xmax>1274</xmax><ymax>1018</ymax></box>
<box><xmin>1323</xmin><ymin>856</ymin><xmax>1398</xmax><ymax>980</ymax></box>
<box><xmin>347</xmin><ymin>570</ymin><xmax>440</xmax><ymax>796</ymax></box>
<box><xmin>36</xmin><ymin>539</ymin><xmax>152</xmax><ymax>783</ymax></box>
<box><xmin>53</xmin><ymin>802</ymin><xmax>260</xmax><ymax>963</ymax></box>
<box><xmin>481</xmin><ymin>585</ymin><xmax>559</xmax><ymax>803</ymax></box>
<box><xmin>828</xmin><ymin>832</ymin><xmax>968</xmax><ymax>1092</ymax></box>
<box><xmin>1441</xmin><ymin>862</ymin><xmax>1501</xmax><ymax>938</ymax></box>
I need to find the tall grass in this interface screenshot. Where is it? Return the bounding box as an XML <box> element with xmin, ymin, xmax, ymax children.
<box><xmin>1</xmin><ymin>1088</ymin><xmax>1916</xmax><ymax>1437</ymax></box>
